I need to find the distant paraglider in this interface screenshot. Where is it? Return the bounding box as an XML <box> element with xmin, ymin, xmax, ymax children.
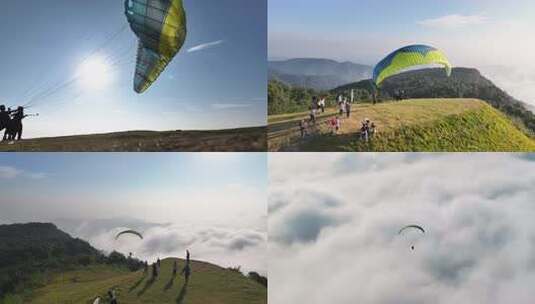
<box><xmin>373</xmin><ymin>45</ymin><xmax>452</xmax><ymax>87</ymax></box>
<box><xmin>124</xmin><ymin>0</ymin><xmax>187</xmax><ymax>93</ymax></box>
<box><xmin>398</xmin><ymin>224</ymin><xmax>425</xmax><ymax>250</ymax></box>
<box><xmin>115</xmin><ymin>229</ymin><xmax>144</xmax><ymax>240</ymax></box>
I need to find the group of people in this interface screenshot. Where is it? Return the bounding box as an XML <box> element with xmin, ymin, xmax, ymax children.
<box><xmin>150</xmin><ymin>250</ymin><xmax>191</xmax><ymax>283</ymax></box>
<box><xmin>359</xmin><ymin>118</ymin><xmax>377</xmax><ymax>142</ymax></box>
<box><xmin>393</xmin><ymin>90</ymin><xmax>407</xmax><ymax>101</ymax></box>
<box><xmin>299</xmin><ymin>94</ymin><xmax>354</xmax><ymax>138</ymax></box>
<box><xmin>307</xmin><ymin>96</ymin><xmax>327</xmax><ymax>124</ymax></box>
<box><xmin>0</xmin><ymin>105</ymin><xmax>29</xmax><ymax>141</ymax></box>
<box><xmin>93</xmin><ymin>250</ymin><xmax>192</xmax><ymax>304</ymax></box>
<box><xmin>337</xmin><ymin>96</ymin><xmax>351</xmax><ymax>119</ymax></box>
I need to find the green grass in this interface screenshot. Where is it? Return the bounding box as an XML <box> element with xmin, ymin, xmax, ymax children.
<box><xmin>268</xmin><ymin>99</ymin><xmax>535</xmax><ymax>152</ymax></box>
<box><xmin>24</xmin><ymin>259</ymin><xmax>266</xmax><ymax>304</ymax></box>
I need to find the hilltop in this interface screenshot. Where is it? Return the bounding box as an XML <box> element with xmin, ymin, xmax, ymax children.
<box><xmin>334</xmin><ymin>68</ymin><xmax>535</xmax><ymax>135</ymax></box>
<box><xmin>28</xmin><ymin>258</ymin><xmax>266</xmax><ymax>304</ymax></box>
<box><xmin>0</xmin><ymin>127</ymin><xmax>266</xmax><ymax>152</ymax></box>
<box><xmin>268</xmin><ymin>99</ymin><xmax>535</xmax><ymax>152</ymax></box>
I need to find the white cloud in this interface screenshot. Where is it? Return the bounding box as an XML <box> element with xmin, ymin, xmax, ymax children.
<box><xmin>0</xmin><ymin>166</ymin><xmax>22</xmax><ymax>179</ymax></box>
<box><xmin>187</xmin><ymin>40</ymin><xmax>224</xmax><ymax>53</ymax></box>
<box><xmin>211</xmin><ymin>103</ymin><xmax>253</xmax><ymax>110</ymax></box>
<box><xmin>0</xmin><ymin>166</ymin><xmax>46</xmax><ymax>180</ymax></box>
<box><xmin>269</xmin><ymin>153</ymin><xmax>535</xmax><ymax>304</ymax></box>
<box><xmin>56</xmin><ymin>218</ymin><xmax>267</xmax><ymax>275</ymax></box>
<box><xmin>418</xmin><ymin>14</ymin><xmax>488</xmax><ymax>29</ymax></box>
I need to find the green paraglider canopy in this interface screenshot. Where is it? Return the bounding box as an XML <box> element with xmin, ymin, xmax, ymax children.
<box><xmin>373</xmin><ymin>45</ymin><xmax>452</xmax><ymax>87</ymax></box>
<box><xmin>115</xmin><ymin>229</ymin><xmax>144</xmax><ymax>240</ymax></box>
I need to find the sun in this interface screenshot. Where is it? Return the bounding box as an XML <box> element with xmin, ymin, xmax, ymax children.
<box><xmin>77</xmin><ymin>56</ymin><xmax>112</xmax><ymax>90</ymax></box>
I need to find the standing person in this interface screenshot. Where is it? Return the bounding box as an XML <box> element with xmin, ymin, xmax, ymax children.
<box><xmin>369</xmin><ymin>122</ymin><xmax>377</xmax><ymax>139</ymax></box>
<box><xmin>157</xmin><ymin>258</ymin><xmax>161</xmax><ymax>268</ymax></box>
<box><xmin>8</xmin><ymin>106</ymin><xmax>28</xmax><ymax>141</ymax></box>
<box><xmin>329</xmin><ymin>116</ymin><xmax>337</xmax><ymax>135</ymax></box>
<box><xmin>338</xmin><ymin>101</ymin><xmax>344</xmax><ymax>116</ymax></box>
<box><xmin>144</xmin><ymin>261</ymin><xmax>148</xmax><ymax>274</ymax></box>
<box><xmin>152</xmin><ymin>263</ymin><xmax>158</xmax><ymax>279</ymax></box>
<box><xmin>181</xmin><ymin>263</ymin><xmax>191</xmax><ymax>285</ymax></box>
<box><xmin>346</xmin><ymin>102</ymin><xmax>351</xmax><ymax>118</ymax></box>
<box><xmin>186</xmin><ymin>250</ymin><xmax>190</xmax><ymax>264</ymax></box>
<box><xmin>309</xmin><ymin>107</ymin><xmax>316</xmax><ymax>124</ymax></box>
<box><xmin>299</xmin><ymin>119</ymin><xmax>307</xmax><ymax>138</ymax></box>
<box><xmin>360</xmin><ymin>121</ymin><xmax>368</xmax><ymax>142</ymax></box>
<box><xmin>335</xmin><ymin>116</ymin><xmax>341</xmax><ymax>134</ymax></box>
<box><xmin>318</xmin><ymin>97</ymin><xmax>326</xmax><ymax>113</ymax></box>
<box><xmin>0</xmin><ymin>105</ymin><xmax>11</xmax><ymax>140</ymax></box>
<box><xmin>108</xmin><ymin>289</ymin><xmax>117</xmax><ymax>304</ymax></box>
<box><xmin>173</xmin><ymin>260</ymin><xmax>178</xmax><ymax>276</ymax></box>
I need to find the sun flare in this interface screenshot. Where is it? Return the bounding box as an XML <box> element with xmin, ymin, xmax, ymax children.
<box><xmin>77</xmin><ymin>56</ymin><xmax>112</xmax><ymax>90</ymax></box>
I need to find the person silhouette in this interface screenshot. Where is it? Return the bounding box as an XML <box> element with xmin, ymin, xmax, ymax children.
<box><xmin>181</xmin><ymin>263</ymin><xmax>191</xmax><ymax>284</ymax></box>
<box><xmin>8</xmin><ymin>106</ymin><xmax>28</xmax><ymax>141</ymax></box>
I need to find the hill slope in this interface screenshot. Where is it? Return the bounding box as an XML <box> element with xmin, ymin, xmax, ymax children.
<box><xmin>269</xmin><ymin>58</ymin><xmax>372</xmax><ymax>90</ymax></box>
<box><xmin>0</xmin><ymin>224</ymin><xmax>266</xmax><ymax>304</ymax></box>
<box><xmin>28</xmin><ymin>258</ymin><xmax>266</xmax><ymax>304</ymax></box>
<box><xmin>334</xmin><ymin>68</ymin><xmax>535</xmax><ymax>135</ymax></box>
<box><xmin>0</xmin><ymin>127</ymin><xmax>266</xmax><ymax>152</ymax></box>
<box><xmin>268</xmin><ymin>99</ymin><xmax>535</xmax><ymax>152</ymax></box>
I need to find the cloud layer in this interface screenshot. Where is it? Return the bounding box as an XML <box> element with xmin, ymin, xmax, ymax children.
<box><xmin>56</xmin><ymin>218</ymin><xmax>267</xmax><ymax>275</ymax></box>
<box><xmin>269</xmin><ymin>154</ymin><xmax>535</xmax><ymax>304</ymax></box>
<box><xmin>418</xmin><ymin>14</ymin><xmax>488</xmax><ymax>29</ymax></box>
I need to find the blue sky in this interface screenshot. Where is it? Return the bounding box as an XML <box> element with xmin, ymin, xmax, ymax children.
<box><xmin>269</xmin><ymin>0</ymin><xmax>535</xmax><ymax>106</ymax></box>
<box><xmin>0</xmin><ymin>0</ymin><xmax>267</xmax><ymax>138</ymax></box>
<box><xmin>0</xmin><ymin>153</ymin><xmax>267</xmax><ymax>272</ymax></box>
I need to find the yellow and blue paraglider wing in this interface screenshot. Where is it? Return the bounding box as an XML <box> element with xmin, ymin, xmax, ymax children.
<box><xmin>125</xmin><ymin>0</ymin><xmax>187</xmax><ymax>93</ymax></box>
<box><xmin>373</xmin><ymin>45</ymin><xmax>451</xmax><ymax>87</ymax></box>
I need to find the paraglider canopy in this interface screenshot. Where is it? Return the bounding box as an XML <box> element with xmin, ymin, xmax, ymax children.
<box><xmin>398</xmin><ymin>224</ymin><xmax>425</xmax><ymax>235</ymax></box>
<box><xmin>398</xmin><ymin>225</ymin><xmax>425</xmax><ymax>250</ymax></box>
<box><xmin>373</xmin><ymin>45</ymin><xmax>452</xmax><ymax>87</ymax></box>
<box><xmin>124</xmin><ymin>0</ymin><xmax>187</xmax><ymax>93</ymax></box>
<box><xmin>115</xmin><ymin>229</ymin><xmax>144</xmax><ymax>240</ymax></box>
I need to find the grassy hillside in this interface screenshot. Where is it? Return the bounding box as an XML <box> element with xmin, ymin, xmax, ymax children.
<box><xmin>268</xmin><ymin>99</ymin><xmax>535</xmax><ymax>152</ymax></box>
<box><xmin>0</xmin><ymin>127</ymin><xmax>266</xmax><ymax>152</ymax></box>
<box><xmin>25</xmin><ymin>258</ymin><xmax>266</xmax><ymax>304</ymax></box>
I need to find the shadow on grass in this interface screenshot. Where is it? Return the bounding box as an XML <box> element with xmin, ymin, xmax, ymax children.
<box><xmin>176</xmin><ymin>281</ymin><xmax>188</xmax><ymax>304</ymax></box>
<box><xmin>164</xmin><ymin>276</ymin><xmax>175</xmax><ymax>291</ymax></box>
<box><xmin>137</xmin><ymin>276</ymin><xmax>156</xmax><ymax>297</ymax></box>
<box><xmin>129</xmin><ymin>274</ymin><xmax>146</xmax><ymax>293</ymax></box>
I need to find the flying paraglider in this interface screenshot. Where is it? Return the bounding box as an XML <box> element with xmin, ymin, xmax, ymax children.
<box><xmin>373</xmin><ymin>45</ymin><xmax>452</xmax><ymax>87</ymax></box>
<box><xmin>115</xmin><ymin>229</ymin><xmax>144</xmax><ymax>240</ymax></box>
<box><xmin>398</xmin><ymin>225</ymin><xmax>425</xmax><ymax>250</ymax></box>
<box><xmin>124</xmin><ymin>0</ymin><xmax>187</xmax><ymax>93</ymax></box>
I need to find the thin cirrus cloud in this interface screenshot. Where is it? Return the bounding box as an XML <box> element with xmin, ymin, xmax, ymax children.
<box><xmin>211</xmin><ymin>103</ymin><xmax>253</xmax><ymax>110</ymax></box>
<box><xmin>0</xmin><ymin>166</ymin><xmax>46</xmax><ymax>180</ymax></box>
<box><xmin>418</xmin><ymin>14</ymin><xmax>488</xmax><ymax>29</ymax></box>
<box><xmin>187</xmin><ymin>40</ymin><xmax>224</xmax><ymax>53</ymax></box>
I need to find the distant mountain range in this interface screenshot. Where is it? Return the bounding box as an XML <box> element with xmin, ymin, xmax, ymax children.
<box><xmin>268</xmin><ymin>58</ymin><xmax>372</xmax><ymax>90</ymax></box>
